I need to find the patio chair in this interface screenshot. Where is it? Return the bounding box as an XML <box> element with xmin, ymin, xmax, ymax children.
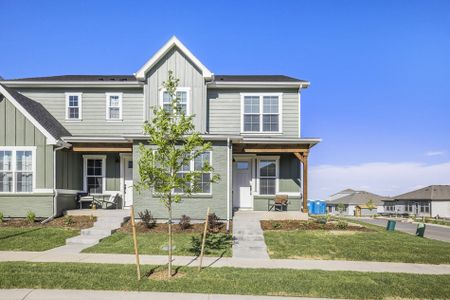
<box><xmin>79</xmin><ymin>195</ymin><xmax>94</xmax><ymax>209</ymax></box>
<box><xmin>98</xmin><ymin>193</ymin><xmax>120</xmax><ymax>209</ymax></box>
<box><xmin>268</xmin><ymin>194</ymin><xmax>289</xmax><ymax>211</ymax></box>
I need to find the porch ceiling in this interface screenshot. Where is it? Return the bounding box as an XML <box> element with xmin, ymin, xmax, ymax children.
<box><xmin>233</xmin><ymin>143</ymin><xmax>310</xmax><ymax>154</ymax></box>
<box><xmin>72</xmin><ymin>143</ymin><xmax>132</xmax><ymax>152</ymax></box>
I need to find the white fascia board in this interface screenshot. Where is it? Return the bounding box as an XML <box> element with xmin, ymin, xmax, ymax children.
<box><xmin>134</xmin><ymin>36</ymin><xmax>213</xmax><ymax>80</ymax></box>
<box><xmin>1</xmin><ymin>81</ymin><xmax>143</xmax><ymax>88</ymax></box>
<box><xmin>241</xmin><ymin>137</ymin><xmax>322</xmax><ymax>146</ymax></box>
<box><xmin>0</xmin><ymin>85</ymin><xmax>58</xmax><ymax>145</ymax></box>
<box><xmin>61</xmin><ymin>136</ymin><xmax>132</xmax><ymax>143</ymax></box>
<box><xmin>207</xmin><ymin>81</ymin><xmax>310</xmax><ymax>89</ymax></box>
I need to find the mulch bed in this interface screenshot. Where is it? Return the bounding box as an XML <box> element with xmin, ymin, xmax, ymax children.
<box><xmin>260</xmin><ymin>220</ymin><xmax>371</xmax><ymax>231</ymax></box>
<box><xmin>118</xmin><ymin>220</ymin><xmax>230</xmax><ymax>234</ymax></box>
<box><xmin>0</xmin><ymin>216</ymin><xmax>96</xmax><ymax>230</ymax></box>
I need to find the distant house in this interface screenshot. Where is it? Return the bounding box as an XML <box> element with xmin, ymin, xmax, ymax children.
<box><xmin>383</xmin><ymin>185</ymin><xmax>450</xmax><ymax>218</ymax></box>
<box><xmin>326</xmin><ymin>189</ymin><xmax>386</xmax><ymax>216</ymax></box>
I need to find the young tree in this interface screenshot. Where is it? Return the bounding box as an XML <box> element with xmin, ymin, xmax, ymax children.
<box><xmin>337</xmin><ymin>203</ymin><xmax>346</xmax><ymax>215</ymax></box>
<box><xmin>135</xmin><ymin>71</ymin><xmax>220</xmax><ymax>278</ymax></box>
<box><xmin>366</xmin><ymin>199</ymin><xmax>376</xmax><ymax>211</ymax></box>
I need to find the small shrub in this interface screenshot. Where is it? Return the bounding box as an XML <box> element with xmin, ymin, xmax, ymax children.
<box><xmin>271</xmin><ymin>222</ymin><xmax>282</xmax><ymax>229</ymax></box>
<box><xmin>63</xmin><ymin>215</ymin><xmax>74</xmax><ymax>226</ymax></box>
<box><xmin>138</xmin><ymin>209</ymin><xmax>156</xmax><ymax>229</ymax></box>
<box><xmin>0</xmin><ymin>211</ymin><xmax>3</xmax><ymax>223</ymax></box>
<box><xmin>337</xmin><ymin>220</ymin><xmax>348</xmax><ymax>230</ymax></box>
<box><xmin>207</xmin><ymin>212</ymin><xmax>221</xmax><ymax>232</ymax></box>
<box><xmin>316</xmin><ymin>216</ymin><xmax>328</xmax><ymax>224</ymax></box>
<box><xmin>26</xmin><ymin>211</ymin><xmax>36</xmax><ymax>224</ymax></box>
<box><xmin>179</xmin><ymin>214</ymin><xmax>191</xmax><ymax>230</ymax></box>
<box><xmin>190</xmin><ymin>233</ymin><xmax>232</xmax><ymax>255</ymax></box>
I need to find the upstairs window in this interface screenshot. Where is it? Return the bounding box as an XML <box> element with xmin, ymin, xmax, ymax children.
<box><xmin>106</xmin><ymin>93</ymin><xmax>123</xmax><ymax>120</ymax></box>
<box><xmin>66</xmin><ymin>93</ymin><xmax>82</xmax><ymax>120</ymax></box>
<box><xmin>242</xmin><ymin>93</ymin><xmax>282</xmax><ymax>133</ymax></box>
<box><xmin>161</xmin><ymin>88</ymin><xmax>189</xmax><ymax>115</ymax></box>
<box><xmin>0</xmin><ymin>148</ymin><xmax>34</xmax><ymax>193</ymax></box>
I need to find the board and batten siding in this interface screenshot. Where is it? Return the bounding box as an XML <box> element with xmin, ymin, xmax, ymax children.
<box><xmin>18</xmin><ymin>88</ymin><xmax>144</xmax><ymax>136</ymax></box>
<box><xmin>208</xmin><ymin>88</ymin><xmax>301</xmax><ymax>137</ymax></box>
<box><xmin>145</xmin><ymin>47</ymin><xmax>207</xmax><ymax>133</ymax></box>
<box><xmin>132</xmin><ymin>141</ymin><xmax>228</xmax><ymax>219</ymax></box>
<box><xmin>0</xmin><ymin>96</ymin><xmax>54</xmax><ymax>217</ymax></box>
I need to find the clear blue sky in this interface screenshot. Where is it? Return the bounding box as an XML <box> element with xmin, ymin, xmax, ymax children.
<box><xmin>1</xmin><ymin>0</ymin><xmax>449</xmax><ymax>196</ymax></box>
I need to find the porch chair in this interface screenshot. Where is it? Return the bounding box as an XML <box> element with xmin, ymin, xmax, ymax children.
<box><xmin>78</xmin><ymin>195</ymin><xmax>94</xmax><ymax>209</ymax></box>
<box><xmin>268</xmin><ymin>194</ymin><xmax>289</xmax><ymax>212</ymax></box>
<box><xmin>98</xmin><ymin>193</ymin><xmax>120</xmax><ymax>209</ymax></box>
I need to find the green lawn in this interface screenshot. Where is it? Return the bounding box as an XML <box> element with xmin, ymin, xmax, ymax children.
<box><xmin>264</xmin><ymin>224</ymin><xmax>450</xmax><ymax>264</ymax></box>
<box><xmin>83</xmin><ymin>232</ymin><xmax>232</xmax><ymax>257</ymax></box>
<box><xmin>0</xmin><ymin>227</ymin><xmax>79</xmax><ymax>251</ymax></box>
<box><xmin>0</xmin><ymin>262</ymin><xmax>449</xmax><ymax>299</ymax></box>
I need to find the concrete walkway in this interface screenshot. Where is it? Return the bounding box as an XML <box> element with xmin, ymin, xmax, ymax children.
<box><xmin>232</xmin><ymin>211</ymin><xmax>269</xmax><ymax>259</ymax></box>
<box><xmin>1</xmin><ymin>251</ymin><xmax>449</xmax><ymax>274</ymax></box>
<box><xmin>0</xmin><ymin>289</ymin><xmax>334</xmax><ymax>300</ymax></box>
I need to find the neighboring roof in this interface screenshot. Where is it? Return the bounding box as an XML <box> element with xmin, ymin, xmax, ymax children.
<box><xmin>330</xmin><ymin>188</ymin><xmax>356</xmax><ymax>197</ymax></box>
<box><xmin>135</xmin><ymin>36</ymin><xmax>213</xmax><ymax>80</ymax></box>
<box><xmin>327</xmin><ymin>191</ymin><xmax>386</xmax><ymax>206</ymax></box>
<box><xmin>213</xmin><ymin>75</ymin><xmax>307</xmax><ymax>83</ymax></box>
<box><xmin>393</xmin><ymin>185</ymin><xmax>450</xmax><ymax>201</ymax></box>
<box><xmin>0</xmin><ymin>84</ymin><xmax>71</xmax><ymax>142</ymax></box>
<box><xmin>7</xmin><ymin>75</ymin><xmax>137</xmax><ymax>82</ymax></box>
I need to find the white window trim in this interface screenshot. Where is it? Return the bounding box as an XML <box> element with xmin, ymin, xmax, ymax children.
<box><xmin>0</xmin><ymin>146</ymin><xmax>36</xmax><ymax>193</ymax></box>
<box><xmin>105</xmin><ymin>92</ymin><xmax>123</xmax><ymax>121</ymax></box>
<box><xmin>83</xmin><ymin>155</ymin><xmax>106</xmax><ymax>195</ymax></box>
<box><xmin>159</xmin><ymin>87</ymin><xmax>191</xmax><ymax>115</ymax></box>
<box><xmin>255</xmin><ymin>156</ymin><xmax>279</xmax><ymax>196</ymax></box>
<box><xmin>174</xmin><ymin>150</ymin><xmax>212</xmax><ymax>195</ymax></box>
<box><xmin>240</xmin><ymin>93</ymin><xmax>283</xmax><ymax>134</ymax></box>
<box><xmin>65</xmin><ymin>92</ymin><xmax>83</xmax><ymax>121</ymax></box>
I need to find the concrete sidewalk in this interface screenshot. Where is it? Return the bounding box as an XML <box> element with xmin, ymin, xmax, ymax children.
<box><xmin>0</xmin><ymin>289</ymin><xmax>334</xmax><ymax>300</ymax></box>
<box><xmin>1</xmin><ymin>250</ymin><xmax>449</xmax><ymax>274</ymax></box>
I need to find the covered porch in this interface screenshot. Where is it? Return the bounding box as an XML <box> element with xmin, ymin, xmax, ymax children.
<box><xmin>231</xmin><ymin>138</ymin><xmax>319</xmax><ymax>214</ymax></box>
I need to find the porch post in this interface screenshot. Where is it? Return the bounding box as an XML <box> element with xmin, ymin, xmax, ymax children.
<box><xmin>294</xmin><ymin>151</ymin><xmax>309</xmax><ymax>213</ymax></box>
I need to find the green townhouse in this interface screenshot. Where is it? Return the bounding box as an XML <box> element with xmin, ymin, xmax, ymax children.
<box><xmin>0</xmin><ymin>36</ymin><xmax>320</xmax><ymax>221</ymax></box>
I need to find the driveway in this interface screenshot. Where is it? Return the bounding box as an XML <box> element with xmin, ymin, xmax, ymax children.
<box><xmin>358</xmin><ymin>218</ymin><xmax>450</xmax><ymax>243</ymax></box>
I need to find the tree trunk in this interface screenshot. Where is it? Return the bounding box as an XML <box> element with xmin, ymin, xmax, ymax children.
<box><xmin>168</xmin><ymin>202</ymin><xmax>173</xmax><ymax>278</ymax></box>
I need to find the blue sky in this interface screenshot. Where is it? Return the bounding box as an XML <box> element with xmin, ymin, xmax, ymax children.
<box><xmin>1</xmin><ymin>0</ymin><xmax>450</xmax><ymax>197</ymax></box>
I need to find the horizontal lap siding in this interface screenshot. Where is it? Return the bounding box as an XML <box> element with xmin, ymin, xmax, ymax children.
<box><xmin>208</xmin><ymin>88</ymin><xmax>300</xmax><ymax>137</ymax></box>
<box><xmin>18</xmin><ymin>88</ymin><xmax>144</xmax><ymax>136</ymax></box>
<box><xmin>0</xmin><ymin>194</ymin><xmax>53</xmax><ymax>217</ymax></box>
<box><xmin>133</xmin><ymin>141</ymin><xmax>228</xmax><ymax>219</ymax></box>
<box><xmin>146</xmin><ymin>47</ymin><xmax>207</xmax><ymax>133</ymax></box>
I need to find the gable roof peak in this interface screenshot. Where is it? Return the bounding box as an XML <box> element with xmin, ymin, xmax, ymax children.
<box><xmin>135</xmin><ymin>36</ymin><xmax>213</xmax><ymax>81</ymax></box>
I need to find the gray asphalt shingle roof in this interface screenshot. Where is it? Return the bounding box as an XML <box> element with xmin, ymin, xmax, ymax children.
<box><xmin>0</xmin><ymin>84</ymin><xmax>71</xmax><ymax>139</ymax></box>
<box><xmin>327</xmin><ymin>191</ymin><xmax>387</xmax><ymax>205</ymax></box>
<box><xmin>7</xmin><ymin>75</ymin><xmax>138</xmax><ymax>82</ymax></box>
<box><xmin>393</xmin><ymin>185</ymin><xmax>450</xmax><ymax>201</ymax></box>
<box><xmin>213</xmin><ymin>75</ymin><xmax>307</xmax><ymax>82</ymax></box>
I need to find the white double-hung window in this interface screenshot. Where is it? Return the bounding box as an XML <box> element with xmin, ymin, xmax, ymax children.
<box><xmin>160</xmin><ymin>88</ymin><xmax>190</xmax><ymax>115</ymax></box>
<box><xmin>106</xmin><ymin>93</ymin><xmax>123</xmax><ymax>120</ymax></box>
<box><xmin>174</xmin><ymin>151</ymin><xmax>212</xmax><ymax>194</ymax></box>
<box><xmin>257</xmin><ymin>157</ymin><xmax>279</xmax><ymax>195</ymax></box>
<box><xmin>0</xmin><ymin>147</ymin><xmax>35</xmax><ymax>193</ymax></box>
<box><xmin>66</xmin><ymin>93</ymin><xmax>82</xmax><ymax>120</ymax></box>
<box><xmin>242</xmin><ymin>93</ymin><xmax>282</xmax><ymax>133</ymax></box>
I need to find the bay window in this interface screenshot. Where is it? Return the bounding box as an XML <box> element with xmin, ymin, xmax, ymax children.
<box><xmin>242</xmin><ymin>93</ymin><xmax>282</xmax><ymax>133</ymax></box>
<box><xmin>0</xmin><ymin>148</ymin><xmax>35</xmax><ymax>193</ymax></box>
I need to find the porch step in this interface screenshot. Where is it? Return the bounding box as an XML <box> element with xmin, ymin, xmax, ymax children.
<box><xmin>64</xmin><ymin>211</ymin><xmax>129</xmax><ymax>249</ymax></box>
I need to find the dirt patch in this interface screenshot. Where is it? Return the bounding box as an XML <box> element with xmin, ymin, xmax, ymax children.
<box><xmin>118</xmin><ymin>220</ymin><xmax>230</xmax><ymax>234</ymax></box>
<box><xmin>260</xmin><ymin>220</ymin><xmax>371</xmax><ymax>232</ymax></box>
<box><xmin>0</xmin><ymin>216</ymin><xmax>96</xmax><ymax>230</ymax></box>
<box><xmin>147</xmin><ymin>269</ymin><xmax>185</xmax><ymax>281</ymax></box>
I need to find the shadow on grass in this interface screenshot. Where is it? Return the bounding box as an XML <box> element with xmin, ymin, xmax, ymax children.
<box><xmin>0</xmin><ymin>227</ymin><xmax>43</xmax><ymax>240</ymax></box>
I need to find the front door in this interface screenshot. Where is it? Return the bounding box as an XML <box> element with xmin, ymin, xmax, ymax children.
<box><xmin>233</xmin><ymin>159</ymin><xmax>253</xmax><ymax>209</ymax></box>
<box><xmin>123</xmin><ymin>156</ymin><xmax>133</xmax><ymax>207</ymax></box>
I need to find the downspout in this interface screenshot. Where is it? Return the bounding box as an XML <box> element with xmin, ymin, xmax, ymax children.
<box><xmin>41</xmin><ymin>144</ymin><xmax>65</xmax><ymax>224</ymax></box>
<box><xmin>226</xmin><ymin>137</ymin><xmax>231</xmax><ymax>232</ymax></box>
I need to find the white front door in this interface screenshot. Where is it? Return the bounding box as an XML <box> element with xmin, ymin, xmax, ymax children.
<box><xmin>233</xmin><ymin>159</ymin><xmax>253</xmax><ymax>209</ymax></box>
<box><xmin>123</xmin><ymin>156</ymin><xmax>133</xmax><ymax>207</ymax></box>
